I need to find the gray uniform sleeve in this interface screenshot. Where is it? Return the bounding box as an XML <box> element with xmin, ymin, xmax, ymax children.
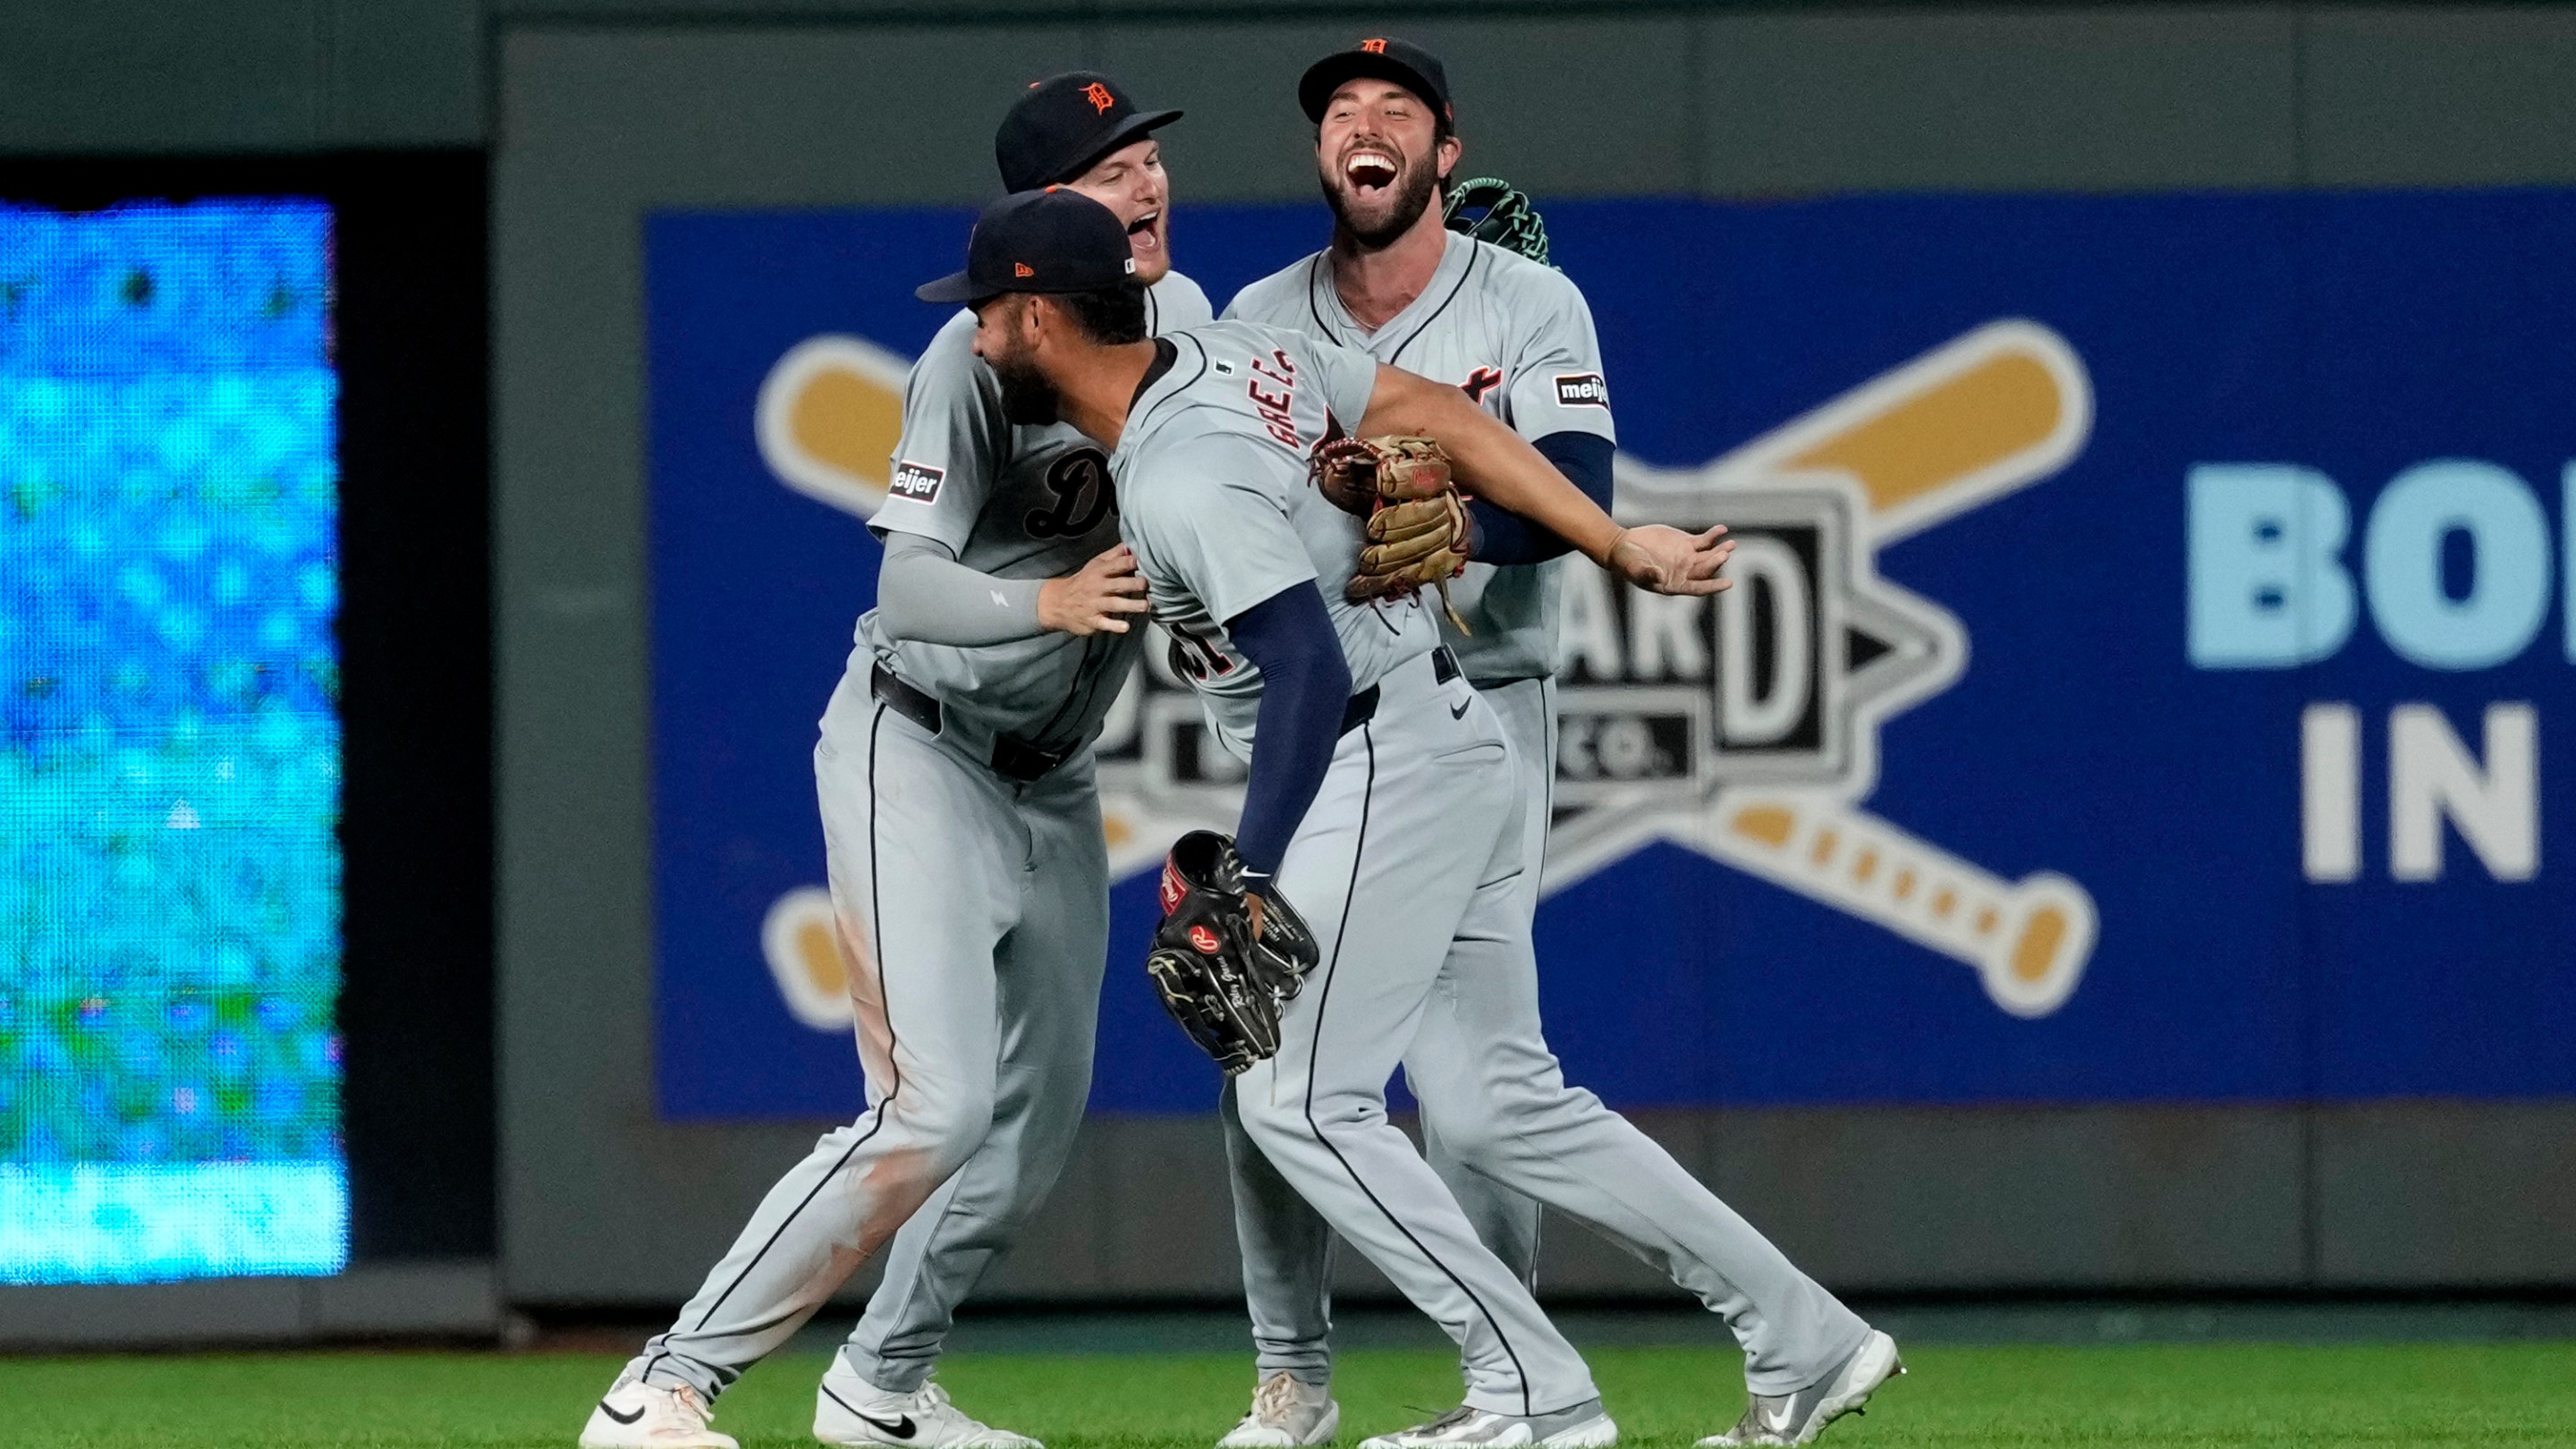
<box><xmin>1152</xmin><ymin>271</ymin><xmax>1216</xmax><ymax>330</ymax></box>
<box><xmin>1284</xmin><ymin>330</ymin><xmax>1383</xmax><ymax>435</ymax></box>
<box><xmin>1126</xmin><ymin>434</ymin><xmax>1319</xmax><ymax>625</ymax></box>
<box><xmin>873</xmin><ymin>530</ymin><xmax>1046</xmax><ymax>647</ymax></box>
<box><xmin>1502</xmin><ymin>269</ymin><xmax>1618</xmax><ymax>445</ymax></box>
<box><xmin>869</xmin><ymin>312</ymin><xmax>1006</xmax><ymax>553</ymax></box>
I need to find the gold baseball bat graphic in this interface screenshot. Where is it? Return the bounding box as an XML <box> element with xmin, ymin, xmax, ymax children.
<box><xmin>1683</xmin><ymin>320</ymin><xmax>2098</xmax><ymax>1015</ymax></box>
<box><xmin>1706</xmin><ymin>318</ymin><xmax>2094</xmax><ymax>544</ymax></box>
<box><xmin>1696</xmin><ymin>792</ymin><xmax>2095</xmax><ymax>1017</ymax></box>
<box><xmin>762</xmin><ymin>886</ymin><xmax>858</xmax><ymax>1030</ymax></box>
<box><xmin>755</xmin><ymin>335</ymin><xmax>917</xmax><ymax>520</ymax></box>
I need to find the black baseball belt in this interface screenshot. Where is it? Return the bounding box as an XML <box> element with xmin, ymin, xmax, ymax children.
<box><xmin>870</xmin><ymin>665</ymin><xmax>1075</xmax><ymax>783</ymax></box>
<box><xmin>874</xmin><ymin>645</ymin><xmax>1457</xmax><ymax>776</ymax></box>
<box><xmin>1337</xmin><ymin>646</ymin><xmax>1459</xmax><ymax>736</ymax></box>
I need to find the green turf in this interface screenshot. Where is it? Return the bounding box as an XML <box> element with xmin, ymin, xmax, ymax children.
<box><xmin>12</xmin><ymin>1343</ymin><xmax>2576</xmax><ymax>1447</ymax></box>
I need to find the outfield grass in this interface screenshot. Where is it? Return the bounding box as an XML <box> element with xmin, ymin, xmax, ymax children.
<box><xmin>11</xmin><ymin>1342</ymin><xmax>2575</xmax><ymax>1448</ymax></box>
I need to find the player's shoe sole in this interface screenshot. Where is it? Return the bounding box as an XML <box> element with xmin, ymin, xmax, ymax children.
<box><xmin>1358</xmin><ymin>1402</ymin><xmax>1616</xmax><ymax>1449</ymax></box>
<box><xmin>814</xmin><ymin>1369</ymin><xmax>1042</xmax><ymax>1449</ymax></box>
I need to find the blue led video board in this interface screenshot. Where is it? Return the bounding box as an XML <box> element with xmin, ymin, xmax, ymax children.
<box><xmin>0</xmin><ymin>199</ymin><xmax>343</xmax><ymax>1282</ymax></box>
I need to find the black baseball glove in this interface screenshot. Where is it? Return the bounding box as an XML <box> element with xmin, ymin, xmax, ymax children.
<box><xmin>1444</xmin><ymin>176</ymin><xmax>1551</xmax><ymax>267</ymax></box>
<box><xmin>1144</xmin><ymin>830</ymin><xmax>1319</xmax><ymax>1075</ymax></box>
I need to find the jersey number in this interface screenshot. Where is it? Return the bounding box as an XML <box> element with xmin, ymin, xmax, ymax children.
<box><xmin>1165</xmin><ymin>621</ymin><xmax>1236</xmax><ymax>682</ymax></box>
<box><xmin>1025</xmin><ymin>449</ymin><xmax>1114</xmax><ymax>538</ymax></box>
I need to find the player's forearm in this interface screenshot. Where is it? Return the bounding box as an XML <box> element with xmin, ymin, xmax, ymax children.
<box><xmin>874</xmin><ymin>531</ymin><xmax>1047</xmax><ymax>646</ymax></box>
<box><xmin>1359</xmin><ymin>366</ymin><xmax>1622</xmax><ymax>565</ymax></box>
<box><xmin>1467</xmin><ymin>431</ymin><xmax>1615</xmax><ymax>565</ymax></box>
<box><xmin>1225</xmin><ymin>584</ymin><xmax>1352</xmax><ymax>880</ymax></box>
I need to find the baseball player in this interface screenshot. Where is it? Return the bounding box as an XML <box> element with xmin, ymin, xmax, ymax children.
<box><xmin>1209</xmin><ymin>40</ymin><xmax>1900</xmax><ymax>1449</ymax></box>
<box><xmin>922</xmin><ymin>186</ymin><xmax>1884</xmax><ymax>1449</ymax></box>
<box><xmin>581</xmin><ymin>75</ymin><xmax>1209</xmax><ymax>1449</ymax></box>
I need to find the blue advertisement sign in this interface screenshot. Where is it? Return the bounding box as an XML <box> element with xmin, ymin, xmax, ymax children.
<box><xmin>646</xmin><ymin>192</ymin><xmax>2576</xmax><ymax>1121</ymax></box>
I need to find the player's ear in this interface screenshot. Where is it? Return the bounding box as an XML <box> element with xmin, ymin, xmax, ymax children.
<box><xmin>1006</xmin><ymin>293</ymin><xmax>1045</xmax><ymax>347</ymax></box>
<box><xmin>1438</xmin><ymin>132</ymin><xmax>1464</xmax><ymax>182</ymax></box>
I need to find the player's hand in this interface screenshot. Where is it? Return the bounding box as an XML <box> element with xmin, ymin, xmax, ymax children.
<box><xmin>1606</xmin><ymin>524</ymin><xmax>1734</xmax><ymax>597</ymax></box>
<box><xmin>1038</xmin><ymin>544</ymin><xmax>1151</xmax><ymax>635</ymax></box>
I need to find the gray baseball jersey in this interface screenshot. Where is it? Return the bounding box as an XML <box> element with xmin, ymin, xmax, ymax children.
<box><xmin>859</xmin><ymin>271</ymin><xmax>1212</xmax><ymax>752</ymax></box>
<box><xmin>1106</xmin><ymin>322</ymin><xmax>1873</xmax><ymax>1418</ymax></box>
<box><xmin>1110</xmin><ymin>319</ymin><xmax>1441</xmax><ymax>758</ymax></box>
<box><xmin>1224</xmin><ymin>233</ymin><xmax>1616</xmax><ymax>684</ymax></box>
<box><xmin>616</xmin><ymin>274</ymin><xmax>1216</xmax><ymax>1411</ymax></box>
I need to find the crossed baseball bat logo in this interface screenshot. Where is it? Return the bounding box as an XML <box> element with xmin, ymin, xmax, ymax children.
<box><xmin>753</xmin><ymin>319</ymin><xmax>2099</xmax><ymax>1021</ymax></box>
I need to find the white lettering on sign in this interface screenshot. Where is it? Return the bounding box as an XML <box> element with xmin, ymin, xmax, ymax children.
<box><xmin>2301</xmin><ymin>703</ymin><xmax>2362</xmax><ymax>884</ymax></box>
<box><xmin>2390</xmin><ymin>702</ymin><xmax>2538</xmax><ymax>882</ymax></box>
<box><xmin>2301</xmin><ymin>701</ymin><xmax>2541</xmax><ymax>883</ymax></box>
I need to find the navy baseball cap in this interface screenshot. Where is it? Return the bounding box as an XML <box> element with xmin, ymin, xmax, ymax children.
<box><xmin>916</xmin><ymin>188</ymin><xmax>1139</xmax><ymax>306</ymax></box>
<box><xmin>1298</xmin><ymin>37</ymin><xmax>1452</xmax><ymax>124</ymax></box>
<box><xmin>996</xmin><ymin>72</ymin><xmax>1182</xmax><ymax>191</ymax></box>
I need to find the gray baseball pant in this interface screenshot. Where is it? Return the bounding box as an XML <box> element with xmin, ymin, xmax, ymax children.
<box><xmin>1225</xmin><ymin>672</ymin><xmax>1876</xmax><ymax>1399</ymax></box>
<box><xmin>1220</xmin><ymin>674</ymin><xmax>1553</xmax><ymax>1386</ymax></box>
<box><xmin>1228</xmin><ymin>652</ymin><xmax>1597</xmax><ymax>1416</ymax></box>
<box><xmin>627</xmin><ymin>674</ymin><xmax>1106</xmax><ymax>1399</ymax></box>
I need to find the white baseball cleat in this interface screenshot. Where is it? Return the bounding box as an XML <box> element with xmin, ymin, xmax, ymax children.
<box><xmin>579</xmin><ymin>1374</ymin><xmax>738</xmax><ymax>1449</ymax></box>
<box><xmin>1358</xmin><ymin>1400</ymin><xmax>1616</xmax><ymax>1449</ymax></box>
<box><xmin>1697</xmin><ymin>1329</ymin><xmax>1904</xmax><ymax>1446</ymax></box>
<box><xmin>1218</xmin><ymin>1371</ymin><xmax>1341</xmax><ymax>1447</ymax></box>
<box><xmin>814</xmin><ymin>1363</ymin><xmax>1043</xmax><ymax>1449</ymax></box>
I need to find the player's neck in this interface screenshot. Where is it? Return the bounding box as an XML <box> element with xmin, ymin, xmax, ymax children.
<box><xmin>1329</xmin><ymin>203</ymin><xmax>1449</xmax><ymax>333</ymax></box>
<box><xmin>1052</xmin><ymin>339</ymin><xmax>1163</xmax><ymax>451</ymax></box>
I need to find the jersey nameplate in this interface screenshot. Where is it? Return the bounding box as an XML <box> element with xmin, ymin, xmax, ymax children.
<box><xmin>1246</xmin><ymin>348</ymin><xmax>1305</xmax><ymax>451</ymax></box>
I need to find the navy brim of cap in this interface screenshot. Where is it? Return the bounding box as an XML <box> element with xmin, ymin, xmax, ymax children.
<box><xmin>1050</xmin><ymin>106</ymin><xmax>1183</xmax><ymax>183</ymax></box>
<box><xmin>1298</xmin><ymin>54</ymin><xmax>1437</xmax><ymax>121</ymax></box>
<box><xmin>915</xmin><ymin>270</ymin><xmax>1000</xmax><ymax>305</ymax></box>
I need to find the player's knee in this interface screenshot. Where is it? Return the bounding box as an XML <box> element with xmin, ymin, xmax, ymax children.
<box><xmin>1419</xmin><ymin>1097</ymin><xmax>1511</xmax><ymax>1170</ymax></box>
<box><xmin>892</xmin><ymin>1069</ymin><xmax>999</xmax><ymax>1162</ymax></box>
<box><xmin>1236</xmin><ymin>1075</ymin><xmax>1388</xmax><ymax>1158</ymax></box>
<box><xmin>1229</xmin><ymin>1081</ymin><xmax>1310</xmax><ymax>1155</ymax></box>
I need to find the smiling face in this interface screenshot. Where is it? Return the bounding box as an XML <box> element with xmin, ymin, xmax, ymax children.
<box><xmin>1062</xmin><ymin>137</ymin><xmax>1172</xmax><ymax>284</ymax></box>
<box><xmin>1316</xmin><ymin>78</ymin><xmax>1459</xmax><ymax>249</ymax></box>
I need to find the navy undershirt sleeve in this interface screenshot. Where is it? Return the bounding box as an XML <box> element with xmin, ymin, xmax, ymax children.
<box><xmin>1224</xmin><ymin>582</ymin><xmax>1353</xmax><ymax>881</ymax></box>
<box><xmin>1467</xmin><ymin>430</ymin><xmax>1616</xmax><ymax>566</ymax></box>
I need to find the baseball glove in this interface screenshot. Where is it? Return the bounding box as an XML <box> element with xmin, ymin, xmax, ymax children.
<box><xmin>1444</xmin><ymin>176</ymin><xmax>1551</xmax><ymax>267</ymax></box>
<box><xmin>1144</xmin><ymin>830</ymin><xmax>1319</xmax><ymax>1076</ymax></box>
<box><xmin>1309</xmin><ymin>435</ymin><xmax>1472</xmax><ymax>629</ymax></box>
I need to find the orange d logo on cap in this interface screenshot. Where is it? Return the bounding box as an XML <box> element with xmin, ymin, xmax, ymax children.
<box><xmin>1082</xmin><ymin>81</ymin><xmax>1115</xmax><ymax>113</ymax></box>
<box><xmin>1360</xmin><ymin>38</ymin><xmax>1387</xmax><ymax>53</ymax></box>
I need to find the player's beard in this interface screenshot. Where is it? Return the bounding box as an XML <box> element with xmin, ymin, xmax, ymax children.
<box><xmin>1321</xmin><ymin>140</ymin><xmax>1440</xmax><ymax>250</ymax></box>
<box><xmin>988</xmin><ymin>348</ymin><xmax>1062</xmax><ymax>427</ymax></box>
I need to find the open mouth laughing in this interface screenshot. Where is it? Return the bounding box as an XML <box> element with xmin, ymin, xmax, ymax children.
<box><xmin>1125</xmin><ymin>208</ymin><xmax>1163</xmax><ymax>256</ymax></box>
<box><xmin>1342</xmin><ymin>147</ymin><xmax>1401</xmax><ymax>198</ymax></box>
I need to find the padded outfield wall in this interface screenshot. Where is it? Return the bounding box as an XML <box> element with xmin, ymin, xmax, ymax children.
<box><xmin>486</xmin><ymin>4</ymin><xmax>2576</xmax><ymax>1307</ymax></box>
